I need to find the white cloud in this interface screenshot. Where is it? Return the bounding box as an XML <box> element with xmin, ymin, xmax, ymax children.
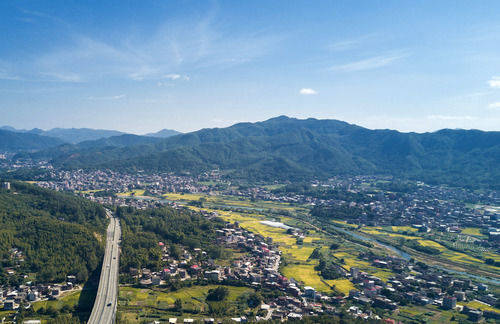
<box><xmin>488</xmin><ymin>102</ymin><xmax>500</xmax><ymax>109</ymax></box>
<box><xmin>16</xmin><ymin>9</ymin><xmax>282</xmax><ymax>83</ymax></box>
<box><xmin>164</xmin><ymin>74</ymin><xmax>181</xmax><ymax>80</ymax></box>
<box><xmin>328</xmin><ymin>34</ymin><xmax>377</xmax><ymax>52</ymax></box>
<box><xmin>87</xmin><ymin>94</ymin><xmax>126</xmax><ymax>100</ymax></box>
<box><xmin>330</xmin><ymin>52</ymin><xmax>408</xmax><ymax>72</ymax></box>
<box><xmin>299</xmin><ymin>88</ymin><xmax>318</xmax><ymax>95</ymax></box>
<box><xmin>328</xmin><ymin>40</ymin><xmax>360</xmax><ymax>52</ymax></box>
<box><xmin>488</xmin><ymin>77</ymin><xmax>500</xmax><ymax>88</ymax></box>
<box><xmin>427</xmin><ymin>115</ymin><xmax>477</xmax><ymax>121</ymax></box>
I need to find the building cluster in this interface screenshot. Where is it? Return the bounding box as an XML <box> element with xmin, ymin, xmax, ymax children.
<box><xmin>34</xmin><ymin>169</ymin><xmax>210</xmax><ymax>194</ymax></box>
<box><xmin>0</xmin><ymin>276</ymin><xmax>79</xmax><ymax>311</ymax></box>
<box><xmin>338</xmin><ymin>252</ymin><xmax>500</xmax><ymax>322</ymax></box>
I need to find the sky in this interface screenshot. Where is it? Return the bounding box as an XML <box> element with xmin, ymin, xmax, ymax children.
<box><xmin>1</xmin><ymin>0</ymin><xmax>500</xmax><ymax>134</ymax></box>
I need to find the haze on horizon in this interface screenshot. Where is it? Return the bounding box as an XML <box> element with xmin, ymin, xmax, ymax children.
<box><xmin>1</xmin><ymin>0</ymin><xmax>500</xmax><ymax>134</ymax></box>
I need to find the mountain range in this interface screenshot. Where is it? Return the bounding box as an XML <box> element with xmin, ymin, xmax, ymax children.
<box><xmin>145</xmin><ymin>128</ymin><xmax>182</xmax><ymax>138</ymax></box>
<box><xmin>12</xmin><ymin>116</ymin><xmax>498</xmax><ymax>189</ymax></box>
<box><xmin>0</xmin><ymin>126</ymin><xmax>181</xmax><ymax>148</ymax></box>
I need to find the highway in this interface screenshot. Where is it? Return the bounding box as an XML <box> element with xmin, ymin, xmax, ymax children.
<box><xmin>87</xmin><ymin>211</ymin><xmax>121</xmax><ymax>324</ymax></box>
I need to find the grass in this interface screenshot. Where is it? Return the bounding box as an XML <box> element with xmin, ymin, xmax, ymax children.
<box><xmin>119</xmin><ymin>285</ymin><xmax>253</xmax><ymax>311</ymax></box>
<box><xmin>32</xmin><ymin>290</ymin><xmax>81</xmax><ymax>311</ymax></box>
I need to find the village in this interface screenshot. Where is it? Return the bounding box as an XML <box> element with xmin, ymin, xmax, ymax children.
<box><xmin>121</xmin><ymin>216</ymin><xmax>500</xmax><ymax>323</ymax></box>
<box><xmin>1</xmin><ymin>168</ymin><xmax>499</xmax><ymax>323</ymax></box>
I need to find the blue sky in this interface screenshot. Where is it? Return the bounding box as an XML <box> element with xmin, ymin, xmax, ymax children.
<box><xmin>1</xmin><ymin>0</ymin><xmax>500</xmax><ymax>133</ymax></box>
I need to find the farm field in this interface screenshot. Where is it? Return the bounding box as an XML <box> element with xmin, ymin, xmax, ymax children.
<box><xmin>120</xmin><ymin>285</ymin><xmax>252</xmax><ymax>308</ymax></box>
<box><xmin>117</xmin><ymin>285</ymin><xmax>254</xmax><ymax>322</ymax></box>
<box><xmin>355</xmin><ymin>225</ymin><xmax>500</xmax><ymax>275</ymax></box>
<box><xmin>459</xmin><ymin>300</ymin><xmax>500</xmax><ymax>314</ymax></box>
<box><xmin>32</xmin><ymin>290</ymin><xmax>82</xmax><ymax>312</ymax></box>
<box><xmin>461</xmin><ymin>227</ymin><xmax>487</xmax><ymax>237</ymax></box>
<box><xmin>117</xmin><ymin>189</ymin><xmax>146</xmax><ymax>196</ymax></box>
<box><xmin>326</xmin><ymin>279</ymin><xmax>355</xmax><ymax>296</ymax></box>
<box><xmin>281</xmin><ymin>263</ymin><xmax>331</xmax><ymax>292</ymax></box>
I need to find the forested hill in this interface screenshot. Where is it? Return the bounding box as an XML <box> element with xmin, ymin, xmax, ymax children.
<box><xmin>0</xmin><ymin>182</ymin><xmax>108</xmax><ymax>285</ymax></box>
<box><xmin>40</xmin><ymin>116</ymin><xmax>500</xmax><ymax>189</ymax></box>
<box><xmin>0</xmin><ymin>129</ymin><xmax>64</xmax><ymax>152</ymax></box>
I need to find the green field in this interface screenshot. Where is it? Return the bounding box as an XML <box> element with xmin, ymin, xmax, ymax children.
<box><xmin>461</xmin><ymin>227</ymin><xmax>487</xmax><ymax>237</ymax></box>
<box><xmin>32</xmin><ymin>290</ymin><xmax>82</xmax><ymax>312</ymax></box>
<box><xmin>118</xmin><ymin>285</ymin><xmax>255</xmax><ymax>322</ymax></box>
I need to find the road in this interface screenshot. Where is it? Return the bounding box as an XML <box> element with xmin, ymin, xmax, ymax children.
<box><xmin>87</xmin><ymin>211</ymin><xmax>121</xmax><ymax>324</ymax></box>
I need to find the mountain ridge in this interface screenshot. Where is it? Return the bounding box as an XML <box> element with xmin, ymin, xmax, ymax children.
<box><xmin>29</xmin><ymin>116</ymin><xmax>498</xmax><ymax>189</ymax></box>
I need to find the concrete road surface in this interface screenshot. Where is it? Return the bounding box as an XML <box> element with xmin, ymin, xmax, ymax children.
<box><xmin>87</xmin><ymin>211</ymin><xmax>121</xmax><ymax>324</ymax></box>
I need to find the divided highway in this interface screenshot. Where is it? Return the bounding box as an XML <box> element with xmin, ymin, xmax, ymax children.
<box><xmin>88</xmin><ymin>211</ymin><xmax>121</xmax><ymax>324</ymax></box>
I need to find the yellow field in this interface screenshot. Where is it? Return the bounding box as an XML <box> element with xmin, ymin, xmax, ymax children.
<box><xmin>361</xmin><ymin>228</ymin><xmax>418</xmax><ymax>239</ymax></box>
<box><xmin>303</xmin><ymin>237</ymin><xmax>320</xmax><ymax>243</ymax></box>
<box><xmin>332</xmin><ymin>220</ymin><xmax>358</xmax><ymax>228</ymax></box>
<box><xmin>483</xmin><ymin>252</ymin><xmax>500</xmax><ymax>262</ymax></box>
<box><xmin>417</xmin><ymin>240</ymin><xmax>446</xmax><ymax>251</ymax></box>
<box><xmin>459</xmin><ymin>300</ymin><xmax>500</xmax><ymax>313</ymax></box>
<box><xmin>281</xmin><ymin>263</ymin><xmax>331</xmax><ymax>292</ymax></box>
<box><xmin>443</xmin><ymin>251</ymin><xmax>484</xmax><ymax>264</ymax></box>
<box><xmin>162</xmin><ymin>192</ymin><xmax>211</xmax><ymax>201</ymax></box>
<box><xmin>117</xmin><ymin>189</ymin><xmax>146</xmax><ymax>196</ymax></box>
<box><xmin>461</xmin><ymin>227</ymin><xmax>486</xmax><ymax>237</ymax></box>
<box><xmin>391</xmin><ymin>226</ymin><xmax>418</xmax><ymax>233</ymax></box>
<box><xmin>333</xmin><ymin>252</ymin><xmax>370</xmax><ymax>270</ymax></box>
<box><xmin>77</xmin><ymin>189</ymin><xmax>105</xmax><ymax>194</ymax></box>
<box><xmin>282</xmin><ymin>245</ymin><xmax>315</xmax><ymax>262</ymax></box>
<box><xmin>326</xmin><ymin>279</ymin><xmax>355</xmax><ymax>295</ymax></box>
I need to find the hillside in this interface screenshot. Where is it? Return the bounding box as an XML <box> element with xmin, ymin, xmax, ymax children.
<box><xmin>0</xmin><ymin>182</ymin><xmax>107</xmax><ymax>284</ymax></box>
<box><xmin>0</xmin><ymin>129</ymin><xmax>64</xmax><ymax>152</ymax></box>
<box><xmin>145</xmin><ymin>128</ymin><xmax>182</xmax><ymax>138</ymax></box>
<box><xmin>33</xmin><ymin>116</ymin><xmax>500</xmax><ymax>188</ymax></box>
<box><xmin>1</xmin><ymin>126</ymin><xmax>126</xmax><ymax>144</ymax></box>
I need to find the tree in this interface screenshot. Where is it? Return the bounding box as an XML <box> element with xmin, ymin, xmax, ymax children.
<box><xmin>206</xmin><ymin>286</ymin><xmax>230</xmax><ymax>302</ymax></box>
<box><xmin>174</xmin><ymin>298</ymin><xmax>183</xmax><ymax>313</ymax></box>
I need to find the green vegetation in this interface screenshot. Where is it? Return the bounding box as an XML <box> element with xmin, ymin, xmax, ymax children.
<box><xmin>0</xmin><ymin>182</ymin><xmax>107</xmax><ymax>284</ymax></box>
<box><xmin>35</xmin><ymin>116</ymin><xmax>499</xmax><ymax>189</ymax></box>
<box><xmin>118</xmin><ymin>285</ymin><xmax>256</xmax><ymax>321</ymax></box>
<box><xmin>118</xmin><ymin>205</ymin><xmax>226</xmax><ymax>273</ymax></box>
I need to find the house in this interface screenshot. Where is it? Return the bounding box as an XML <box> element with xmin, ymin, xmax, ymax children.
<box><xmin>442</xmin><ymin>296</ymin><xmax>457</xmax><ymax>310</ymax></box>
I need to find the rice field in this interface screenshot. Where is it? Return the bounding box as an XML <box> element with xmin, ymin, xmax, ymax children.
<box><xmin>281</xmin><ymin>263</ymin><xmax>331</xmax><ymax>292</ymax></box>
<box><xmin>461</xmin><ymin>227</ymin><xmax>486</xmax><ymax>237</ymax></box>
<box><xmin>390</xmin><ymin>226</ymin><xmax>418</xmax><ymax>233</ymax></box>
<box><xmin>417</xmin><ymin>240</ymin><xmax>446</xmax><ymax>251</ymax></box>
<box><xmin>117</xmin><ymin>189</ymin><xmax>146</xmax><ymax>196</ymax></box>
<box><xmin>326</xmin><ymin>279</ymin><xmax>355</xmax><ymax>295</ymax></box>
<box><xmin>459</xmin><ymin>300</ymin><xmax>500</xmax><ymax>313</ymax></box>
<box><xmin>119</xmin><ymin>285</ymin><xmax>252</xmax><ymax>309</ymax></box>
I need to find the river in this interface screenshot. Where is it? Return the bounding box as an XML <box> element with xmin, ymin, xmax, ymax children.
<box><xmin>330</xmin><ymin>223</ymin><xmax>500</xmax><ymax>285</ymax></box>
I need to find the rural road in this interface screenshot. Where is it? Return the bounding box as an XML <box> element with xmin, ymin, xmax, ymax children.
<box><xmin>88</xmin><ymin>210</ymin><xmax>121</xmax><ymax>324</ymax></box>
